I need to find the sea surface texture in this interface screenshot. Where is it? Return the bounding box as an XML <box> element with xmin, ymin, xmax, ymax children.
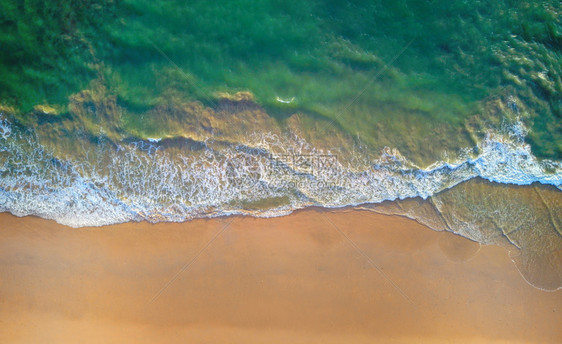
<box><xmin>0</xmin><ymin>1</ymin><xmax>561</xmax><ymax>289</ymax></box>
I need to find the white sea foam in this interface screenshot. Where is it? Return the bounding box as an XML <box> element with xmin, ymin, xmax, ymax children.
<box><xmin>0</xmin><ymin>112</ymin><xmax>560</xmax><ymax>227</ymax></box>
<box><xmin>275</xmin><ymin>96</ymin><xmax>295</xmax><ymax>104</ymax></box>
<box><xmin>0</xmin><ymin>116</ymin><xmax>11</xmax><ymax>140</ymax></box>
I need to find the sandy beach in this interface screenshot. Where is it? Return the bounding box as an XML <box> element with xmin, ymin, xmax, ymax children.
<box><xmin>1</xmin><ymin>209</ymin><xmax>561</xmax><ymax>343</ymax></box>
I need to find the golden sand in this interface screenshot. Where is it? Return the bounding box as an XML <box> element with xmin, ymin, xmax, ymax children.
<box><xmin>1</xmin><ymin>210</ymin><xmax>560</xmax><ymax>343</ymax></box>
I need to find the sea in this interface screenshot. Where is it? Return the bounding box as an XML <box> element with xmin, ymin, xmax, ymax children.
<box><xmin>0</xmin><ymin>0</ymin><xmax>560</xmax><ymax>289</ymax></box>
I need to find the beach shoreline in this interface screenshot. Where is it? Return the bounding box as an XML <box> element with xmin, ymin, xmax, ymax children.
<box><xmin>1</xmin><ymin>209</ymin><xmax>561</xmax><ymax>343</ymax></box>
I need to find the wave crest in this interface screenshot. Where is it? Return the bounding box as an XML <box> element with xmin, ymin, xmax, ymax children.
<box><xmin>0</xmin><ymin>112</ymin><xmax>560</xmax><ymax>227</ymax></box>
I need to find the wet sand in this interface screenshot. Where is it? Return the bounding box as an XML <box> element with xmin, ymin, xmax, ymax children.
<box><xmin>0</xmin><ymin>210</ymin><xmax>560</xmax><ymax>343</ymax></box>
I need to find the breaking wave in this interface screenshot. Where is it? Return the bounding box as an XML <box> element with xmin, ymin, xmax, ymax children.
<box><xmin>0</xmin><ymin>113</ymin><xmax>560</xmax><ymax>227</ymax></box>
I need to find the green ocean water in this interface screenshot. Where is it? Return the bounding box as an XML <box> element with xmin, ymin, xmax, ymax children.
<box><xmin>1</xmin><ymin>0</ymin><xmax>562</xmax><ymax>290</ymax></box>
<box><xmin>1</xmin><ymin>0</ymin><xmax>560</xmax><ymax>162</ymax></box>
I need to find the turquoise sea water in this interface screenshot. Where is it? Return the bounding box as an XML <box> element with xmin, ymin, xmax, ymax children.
<box><xmin>0</xmin><ymin>1</ymin><xmax>561</xmax><ymax>288</ymax></box>
<box><xmin>1</xmin><ymin>0</ymin><xmax>560</xmax><ymax>158</ymax></box>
